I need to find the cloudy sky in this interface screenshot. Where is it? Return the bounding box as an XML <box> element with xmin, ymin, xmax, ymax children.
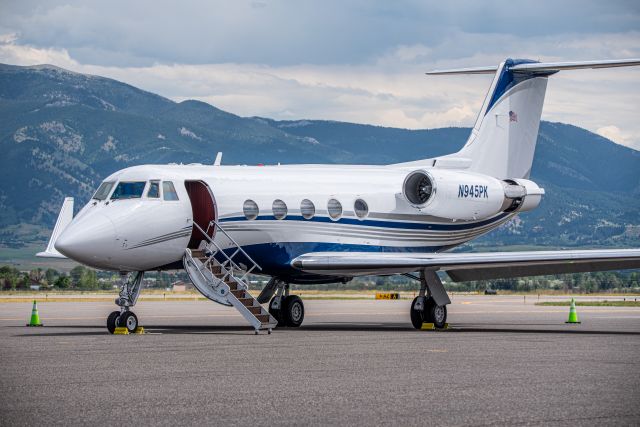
<box><xmin>1</xmin><ymin>0</ymin><xmax>639</xmax><ymax>149</ymax></box>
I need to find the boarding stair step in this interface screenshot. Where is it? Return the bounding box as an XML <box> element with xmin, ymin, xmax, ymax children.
<box><xmin>247</xmin><ymin>306</ymin><xmax>262</xmax><ymax>315</ymax></box>
<box><xmin>183</xmin><ymin>227</ymin><xmax>276</xmax><ymax>333</ymax></box>
<box><xmin>255</xmin><ymin>314</ymin><xmax>271</xmax><ymax>323</ymax></box>
<box><xmin>192</xmin><ymin>249</ymin><xmax>205</xmax><ymax>258</ymax></box>
<box><xmin>230</xmin><ymin>289</ymin><xmax>246</xmax><ymax>298</ymax></box>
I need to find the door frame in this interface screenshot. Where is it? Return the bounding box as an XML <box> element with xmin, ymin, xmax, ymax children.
<box><xmin>184</xmin><ymin>180</ymin><xmax>217</xmax><ymax>249</ymax></box>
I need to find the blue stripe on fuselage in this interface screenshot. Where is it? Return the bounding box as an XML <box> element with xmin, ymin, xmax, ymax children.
<box><xmin>220</xmin><ymin>212</ymin><xmax>510</xmax><ymax>231</ymax></box>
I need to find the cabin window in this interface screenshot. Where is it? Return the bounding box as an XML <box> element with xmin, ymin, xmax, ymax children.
<box><xmin>111</xmin><ymin>181</ymin><xmax>146</xmax><ymax>200</ymax></box>
<box><xmin>243</xmin><ymin>199</ymin><xmax>259</xmax><ymax>220</ymax></box>
<box><xmin>354</xmin><ymin>199</ymin><xmax>369</xmax><ymax>219</ymax></box>
<box><xmin>147</xmin><ymin>180</ymin><xmax>160</xmax><ymax>198</ymax></box>
<box><xmin>92</xmin><ymin>181</ymin><xmax>115</xmax><ymax>200</ymax></box>
<box><xmin>327</xmin><ymin>198</ymin><xmax>342</xmax><ymax>220</ymax></box>
<box><xmin>163</xmin><ymin>181</ymin><xmax>179</xmax><ymax>201</ymax></box>
<box><xmin>300</xmin><ymin>199</ymin><xmax>315</xmax><ymax>219</ymax></box>
<box><xmin>272</xmin><ymin>199</ymin><xmax>287</xmax><ymax>220</ymax></box>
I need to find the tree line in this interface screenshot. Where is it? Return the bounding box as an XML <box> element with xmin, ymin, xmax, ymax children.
<box><xmin>1</xmin><ymin>264</ymin><xmax>638</xmax><ymax>293</ymax></box>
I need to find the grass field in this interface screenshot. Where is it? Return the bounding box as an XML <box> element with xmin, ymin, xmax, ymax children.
<box><xmin>0</xmin><ymin>289</ymin><xmax>409</xmax><ymax>303</ymax></box>
<box><xmin>536</xmin><ymin>300</ymin><xmax>640</xmax><ymax>307</ymax></box>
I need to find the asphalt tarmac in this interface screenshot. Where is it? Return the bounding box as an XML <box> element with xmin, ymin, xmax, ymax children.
<box><xmin>1</xmin><ymin>295</ymin><xmax>639</xmax><ymax>426</ymax></box>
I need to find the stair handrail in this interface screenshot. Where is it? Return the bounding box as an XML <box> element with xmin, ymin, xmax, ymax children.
<box><xmin>192</xmin><ymin>220</ymin><xmax>261</xmax><ymax>282</ymax></box>
<box><xmin>208</xmin><ymin>219</ymin><xmax>261</xmax><ymax>277</ymax></box>
<box><xmin>208</xmin><ymin>219</ymin><xmax>261</xmax><ymax>269</ymax></box>
<box><xmin>192</xmin><ymin>221</ymin><xmax>240</xmax><ymax>276</ymax></box>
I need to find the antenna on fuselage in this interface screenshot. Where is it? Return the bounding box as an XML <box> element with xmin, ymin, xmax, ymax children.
<box><xmin>214</xmin><ymin>152</ymin><xmax>223</xmax><ymax>166</ymax></box>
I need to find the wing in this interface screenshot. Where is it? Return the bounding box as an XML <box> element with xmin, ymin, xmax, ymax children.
<box><xmin>291</xmin><ymin>249</ymin><xmax>640</xmax><ymax>281</ymax></box>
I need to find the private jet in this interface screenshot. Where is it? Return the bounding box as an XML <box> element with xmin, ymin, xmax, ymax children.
<box><xmin>38</xmin><ymin>58</ymin><xmax>640</xmax><ymax>334</ymax></box>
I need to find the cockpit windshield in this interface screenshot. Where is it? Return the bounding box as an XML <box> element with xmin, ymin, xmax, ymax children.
<box><xmin>92</xmin><ymin>181</ymin><xmax>115</xmax><ymax>200</ymax></box>
<box><xmin>111</xmin><ymin>181</ymin><xmax>147</xmax><ymax>200</ymax></box>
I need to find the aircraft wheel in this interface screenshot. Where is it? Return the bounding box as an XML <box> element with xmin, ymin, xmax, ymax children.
<box><xmin>410</xmin><ymin>297</ymin><xmax>425</xmax><ymax>329</ymax></box>
<box><xmin>107</xmin><ymin>311</ymin><xmax>120</xmax><ymax>334</ymax></box>
<box><xmin>428</xmin><ymin>303</ymin><xmax>447</xmax><ymax>329</ymax></box>
<box><xmin>282</xmin><ymin>295</ymin><xmax>304</xmax><ymax>327</ymax></box>
<box><xmin>118</xmin><ymin>311</ymin><xmax>138</xmax><ymax>333</ymax></box>
<box><xmin>269</xmin><ymin>298</ymin><xmax>285</xmax><ymax>327</ymax></box>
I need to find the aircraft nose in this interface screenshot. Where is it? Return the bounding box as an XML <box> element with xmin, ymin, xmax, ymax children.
<box><xmin>55</xmin><ymin>213</ymin><xmax>117</xmax><ymax>264</ymax></box>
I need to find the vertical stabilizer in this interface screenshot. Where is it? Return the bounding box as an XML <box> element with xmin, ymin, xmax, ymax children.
<box><xmin>420</xmin><ymin>57</ymin><xmax>640</xmax><ymax>179</ymax></box>
<box><xmin>447</xmin><ymin>59</ymin><xmax>552</xmax><ymax>179</ymax></box>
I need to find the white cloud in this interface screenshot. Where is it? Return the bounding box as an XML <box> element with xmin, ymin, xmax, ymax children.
<box><xmin>0</xmin><ymin>35</ymin><xmax>75</xmax><ymax>67</ymax></box>
<box><xmin>596</xmin><ymin>125</ymin><xmax>640</xmax><ymax>150</ymax></box>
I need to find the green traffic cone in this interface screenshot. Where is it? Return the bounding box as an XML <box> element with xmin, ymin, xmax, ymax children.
<box><xmin>565</xmin><ymin>298</ymin><xmax>581</xmax><ymax>324</ymax></box>
<box><xmin>26</xmin><ymin>300</ymin><xmax>43</xmax><ymax>327</ymax></box>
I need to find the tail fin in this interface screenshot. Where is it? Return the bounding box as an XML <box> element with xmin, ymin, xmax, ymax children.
<box><xmin>426</xmin><ymin>58</ymin><xmax>640</xmax><ymax>179</ymax></box>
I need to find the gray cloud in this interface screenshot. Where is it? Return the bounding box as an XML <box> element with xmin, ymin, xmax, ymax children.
<box><xmin>1</xmin><ymin>0</ymin><xmax>639</xmax><ymax>66</ymax></box>
<box><xmin>0</xmin><ymin>0</ymin><xmax>639</xmax><ymax>149</ymax></box>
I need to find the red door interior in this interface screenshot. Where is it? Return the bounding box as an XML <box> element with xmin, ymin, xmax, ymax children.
<box><xmin>185</xmin><ymin>181</ymin><xmax>217</xmax><ymax>249</ymax></box>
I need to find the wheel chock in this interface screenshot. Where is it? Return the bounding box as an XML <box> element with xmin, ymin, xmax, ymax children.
<box><xmin>420</xmin><ymin>323</ymin><xmax>450</xmax><ymax>331</ymax></box>
<box><xmin>134</xmin><ymin>326</ymin><xmax>145</xmax><ymax>334</ymax></box>
<box><xmin>113</xmin><ymin>327</ymin><xmax>129</xmax><ymax>335</ymax></box>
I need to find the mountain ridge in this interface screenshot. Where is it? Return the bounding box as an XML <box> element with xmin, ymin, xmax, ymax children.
<box><xmin>0</xmin><ymin>63</ymin><xmax>638</xmax><ymax>248</ymax></box>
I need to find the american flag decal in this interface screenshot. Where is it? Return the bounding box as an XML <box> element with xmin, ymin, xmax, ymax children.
<box><xmin>509</xmin><ymin>110</ymin><xmax>518</xmax><ymax>122</ymax></box>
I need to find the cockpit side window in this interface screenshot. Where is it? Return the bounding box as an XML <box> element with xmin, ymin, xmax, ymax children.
<box><xmin>163</xmin><ymin>181</ymin><xmax>179</xmax><ymax>201</ymax></box>
<box><xmin>111</xmin><ymin>181</ymin><xmax>146</xmax><ymax>200</ymax></box>
<box><xmin>147</xmin><ymin>180</ymin><xmax>160</xmax><ymax>198</ymax></box>
<box><xmin>92</xmin><ymin>181</ymin><xmax>115</xmax><ymax>200</ymax></box>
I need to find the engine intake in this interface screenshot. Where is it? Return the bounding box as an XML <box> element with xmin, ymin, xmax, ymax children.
<box><xmin>402</xmin><ymin>170</ymin><xmax>435</xmax><ymax>207</ymax></box>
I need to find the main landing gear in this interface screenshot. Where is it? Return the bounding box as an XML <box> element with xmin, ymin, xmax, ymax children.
<box><xmin>107</xmin><ymin>271</ymin><xmax>144</xmax><ymax>334</ymax></box>
<box><xmin>258</xmin><ymin>278</ymin><xmax>305</xmax><ymax>327</ymax></box>
<box><xmin>410</xmin><ymin>269</ymin><xmax>450</xmax><ymax>329</ymax></box>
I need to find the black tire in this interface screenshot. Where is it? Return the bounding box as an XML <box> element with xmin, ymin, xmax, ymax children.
<box><xmin>118</xmin><ymin>311</ymin><xmax>138</xmax><ymax>333</ymax></box>
<box><xmin>107</xmin><ymin>311</ymin><xmax>120</xmax><ymax>334</ymax></box>
<box><xmin>269</xmin><ymin>298</ymin><xmax>285</xmax><ymax>327</ymax></box>
<box><xmin>424</xmin><ymin>297</ymin><xmax>436</xmax><ymax>324</ymax></box>
<box><xmin>428</xmin><ymin>303</ymin><xmax>447</xmax><ymax>329</ymax></box>
<box><xmin>282</xmin><ymin>295</ymin><xmax>304</xmax><ymax>327</ymax></box>
<box><xmin>410</xmin><ymin>297</ymin><xmax>425</xmax><ymax>329</ymax></box>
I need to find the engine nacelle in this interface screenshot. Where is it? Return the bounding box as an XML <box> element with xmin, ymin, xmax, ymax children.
<box><xmin>402</xmin><ymin>170</ymin><xmax>544</xmax><ymax>220</ymax></box>
<box><xmin>501</xmin><ymin>178</ymin><xmax>545</xmax><ymax>213</ymax></box>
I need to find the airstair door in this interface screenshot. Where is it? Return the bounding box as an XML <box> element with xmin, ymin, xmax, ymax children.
<box><xmin>184</xmin><ymin>180</ymin><xmax>216</xmax><ymax>249</ymax></box>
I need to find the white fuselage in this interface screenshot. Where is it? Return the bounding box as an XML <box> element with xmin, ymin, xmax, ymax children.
<box><xmin>55</xmin><ymin>163</ymin><xmax>526</xmax><ymax>282</ymax></box>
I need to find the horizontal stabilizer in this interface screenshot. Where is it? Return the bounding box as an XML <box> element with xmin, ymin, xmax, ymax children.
<box><xmin>427</xmin><ymin>58</ymin><xmax>640</xmax><ymax>75</ymax></box>
<box><xmin>426</xmin><ymin>65</ymin><xmax>498</xmax><ymax>75</ymax></box>
<box><xmin>36</xmin><ymin>197</ymin><xmax>74</xmax><ymax>259</ymax></box>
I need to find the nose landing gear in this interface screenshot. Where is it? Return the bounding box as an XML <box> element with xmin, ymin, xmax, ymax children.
<box><xmin>107</xmin><ymin>271</ymin><xmax>144</xmax><ymax>334</ymax></box>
